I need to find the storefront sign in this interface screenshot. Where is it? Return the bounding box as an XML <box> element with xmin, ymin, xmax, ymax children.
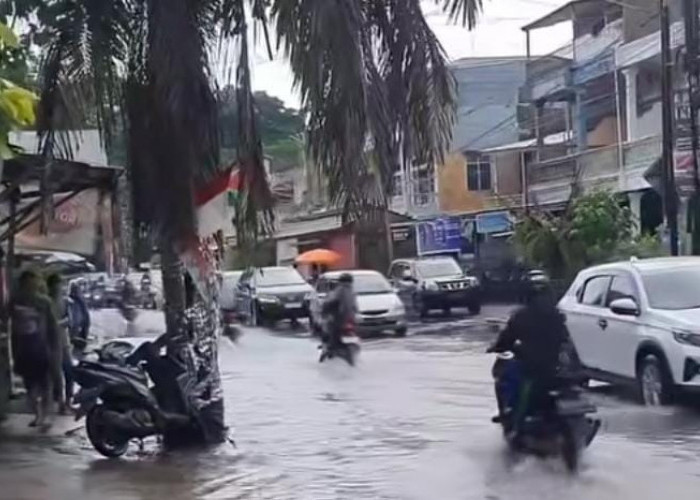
<box><xmin>475</xmin><ymin>211</ymin><xmax>512</xmax><ymax>234</ymax></box>
<box><xmin>417</xmin><ymin>217</ymin><xmax>462</xmax><ymax>255</ymax></box>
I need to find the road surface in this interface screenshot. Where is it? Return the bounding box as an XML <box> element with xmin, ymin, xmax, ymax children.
<box><xmin>2</xmin><ymin>309</ymin><xmax>700</xmax><ymax>499</ymax></box>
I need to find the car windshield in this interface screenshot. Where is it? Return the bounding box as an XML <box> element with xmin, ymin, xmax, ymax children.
<box><xmin>343</xmin><ymin>273</ymin><xmax>392</xmax><ymax>295</ymax></box>
<box><xmin>641</xmin><ymin>267</ymin><xmax>700</xmax><ymax>310</ymax></box>
<box><xmin>416</xmin><ymin>259</ymin><xmax>462</xmax><ymax>279</ymax></box>
<box><xmin>256</xmin><ymin>268</ymin><xmax>306</xmax><ymax>287</ymax></box>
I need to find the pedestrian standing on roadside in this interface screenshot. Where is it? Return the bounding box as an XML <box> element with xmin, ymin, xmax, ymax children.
<box><xmin>68</xmin><ymin>282</ymin><xmax>90</xmax><ymax>353</ymax></box>
<box><xmin>10</xmin><ymin>270</ymin><xmax>61</xmax><ymax>428</ymax></box>
<box><xmin>46</xmin><ymin>273</ymin><xmax>73</xmax><ymax>414</ymax></box>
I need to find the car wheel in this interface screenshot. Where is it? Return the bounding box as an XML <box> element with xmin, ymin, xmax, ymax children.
<box><xmin>395</xmin><ymin>326</ymin><xmax>407</xmax><ymax>338</ymax></box>
<box><xmin>637</xmin><ymin>354</ymin><xmax>673</xmax><ymax>406</ymax></box>
<box><xmin>468</xmin><ymin>302</ymin><xmax>481</xmax><ymax>315</ymax></box>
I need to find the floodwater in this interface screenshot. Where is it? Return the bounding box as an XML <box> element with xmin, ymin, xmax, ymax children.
<box><xmin>3</xmin><ymin>317</ymin><xmax>700</xmax><ymax>500</ymax></box>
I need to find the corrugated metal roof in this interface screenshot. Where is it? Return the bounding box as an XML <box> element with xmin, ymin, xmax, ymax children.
<box><xmin>274</xmin><ymin>213</ymin><xmax>344</xmax><ymax>239</ymax></box>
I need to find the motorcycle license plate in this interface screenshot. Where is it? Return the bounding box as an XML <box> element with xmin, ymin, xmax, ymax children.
<box><xmin>342</xmin><ymin>336</ymin><xmax>360</xmax><ymax>345</ymax></box>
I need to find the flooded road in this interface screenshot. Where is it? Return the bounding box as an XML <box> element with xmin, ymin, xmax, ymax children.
<box><xmin>3</xmin><ymin>318</ymin><xmax>700</xmax><ymax>499</ymax></box>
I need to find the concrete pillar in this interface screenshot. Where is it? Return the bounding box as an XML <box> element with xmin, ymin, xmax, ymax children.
<box><xmin>628</xmin><ymin>190</ymin><xmax>643</xmax><ymax>234</ymax></box>
<box><xmin>622</xmin><ymin>67</ymin><xmax>639</xmax><ymax>141</ymax></box>
<box><xmin>575</xmin><ymin>90</ymin><xmax>587</xmax><ymax>152</ymax></box>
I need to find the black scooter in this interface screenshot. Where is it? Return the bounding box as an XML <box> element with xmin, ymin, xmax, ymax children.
<box><xmin>318</xmin><ymin>319</ymin><xmax>360</xmax><ymax>366</ymax></box>
<box><xmin>491</xmin><ymin>351</ymin><xmax>600</xmax><ymax>471</ymax></box>
<box><xmin>73</xmin><ymin>335</ymin><xmax>198</xmax><ymax>458</ymax></box>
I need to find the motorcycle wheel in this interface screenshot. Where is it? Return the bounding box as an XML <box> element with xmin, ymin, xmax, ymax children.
<box><xmin>86</xmin><ymin>406</ymin><xmax>130</xmax><ymax>458</ymax></box>
<box><xmin>561</xmin><ymin>420</ymin><xmax>580</xmax><ymax>473</ymax></box>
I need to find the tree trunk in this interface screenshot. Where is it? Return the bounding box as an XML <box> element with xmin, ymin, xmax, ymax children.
<box><xmin>160</xmin><ymin>236</ymin><xmax>185</xmax><ymax>336</ymax></box>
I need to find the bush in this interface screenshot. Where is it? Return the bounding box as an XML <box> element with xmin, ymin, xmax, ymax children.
<box><xmin>515</xmin><ymin>190</ymin><xmax>654</xmax><ymax>280</ymax></box>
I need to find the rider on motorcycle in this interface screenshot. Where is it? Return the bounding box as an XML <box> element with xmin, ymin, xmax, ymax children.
<box><xmin>321</xmin><ymin>273</ymin><xmax>357</xmax><ymax>349</ymax></box>
<box><xmin>488</xmin><ymin>276</ymin><xmax>569</xmax><ymax>431</ymax></box>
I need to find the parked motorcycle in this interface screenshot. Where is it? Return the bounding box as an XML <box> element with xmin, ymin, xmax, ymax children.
<box><xmin>72</xmin><ymin>335</ymin><xmax>198</xmax><ymax>458</ymax></box>
<box><xmin>319</xmin><ymin>320</ymin><xmax>361</xmax><ymax>366</ymax></box>
<box><xmin>491</xmin><ymin>351</ymin><xmax>600</xmax><ymax>471</ymax></box>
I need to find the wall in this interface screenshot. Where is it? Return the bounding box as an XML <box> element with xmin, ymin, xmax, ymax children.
<box><xmin>450</xmin><ymin>58</ymin><xmax>527</xmax><ymax>151</ymax></box>
<box><xmin>326</xmin><ymin>230</ymin><xmax>356</xmax><ymax>269</ymax></box>
<box><xmin>492</xmin><ymin>151</ymin><xmax>523</xmax><ymax>195</ymax></box>
<box><xmin>623</xmin><ymin>0</ymin><xmax>659</xmax><ymax>42</ymax></box>
<box><xmin>437</xmin><ymin>153</ymin><xmax>486</xmax><ymax>213</ymax></box>
<box><xmin>587</xmin><ymin>115</ymin><xmax>620</xmax><ymax>147</ymax></box>
<box><xmin>635</xmin><ymin>101</ymin><xmax>662</xmax><ymax>139</ymax></box>
<box><xmin>437</xmin><ymin>151</ymin><xmax>523</xmax><ymax>214</ymax></box>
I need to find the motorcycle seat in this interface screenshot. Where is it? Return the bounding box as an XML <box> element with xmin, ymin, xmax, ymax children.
<box><xmin>81</xmin><ymin>360</ymin><xmax>148</xmax><ymax>384</ymax></box>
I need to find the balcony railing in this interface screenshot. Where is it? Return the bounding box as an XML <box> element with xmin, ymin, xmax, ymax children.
<box><xmin>528</xmin><ymin>136</ymin><xmax>661</xmax><ymax>204</ymax></box>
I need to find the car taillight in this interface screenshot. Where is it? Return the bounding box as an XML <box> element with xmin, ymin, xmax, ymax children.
<box><xmin>223</xmin><ymin>311</ymin><xmax>236</xmax><ymax>323</ymax></box>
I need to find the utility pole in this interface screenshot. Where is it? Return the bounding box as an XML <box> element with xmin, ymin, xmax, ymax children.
<box><xmin>683</xmin><ymin>0</ymin><xmax>700</xmax><ymax>253</ymax></box>
<box><xmin>661</xmin><ymin>0</ymin><xmax>680</xmax><ymax>255</ymax></box>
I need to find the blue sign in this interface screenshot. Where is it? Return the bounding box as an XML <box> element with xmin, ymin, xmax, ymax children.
<box><xmin>476</xmin><ymin>211</ymin><xmax>512</xmax><ymax>234</ymax></box>
<box><xmin>417</xmin><ymin>217</ymin><xmax>462</xmax><ymax>255</ymax></box>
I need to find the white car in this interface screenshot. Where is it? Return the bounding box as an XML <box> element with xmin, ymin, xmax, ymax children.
<box><xmin>309</xmin><ymin>270</ymin><xmax>407</xmax><ymax>337</ymax></box>
<box><xmin>559</xmin><ymin>257</ymin><xmax>700</xmax><ymax>405</ymax></box>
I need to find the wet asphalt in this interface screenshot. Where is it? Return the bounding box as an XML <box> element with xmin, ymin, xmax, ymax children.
<box><xmin>2</xmin><ymin>309</ymin><xmax>700</xmax><ymax>500</ymax></box>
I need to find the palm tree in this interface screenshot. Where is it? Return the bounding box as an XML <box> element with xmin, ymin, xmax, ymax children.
<box><xmin>26</xmin><ymin>0</ymin><xmax>482</xmax><ymax>333</ymax></box>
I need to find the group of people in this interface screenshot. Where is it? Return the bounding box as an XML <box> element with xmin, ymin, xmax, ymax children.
<box><xmin>10</xmin><ymin>270</ymin><xmax>90</xmax><ymax>429</ymax></box>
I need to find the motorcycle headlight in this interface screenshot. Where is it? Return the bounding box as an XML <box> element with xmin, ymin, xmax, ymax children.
<box><xmin>257</xmin><ymin>295</ymin><xmax>279</xmax><ymax>304</ymax></box>
<box><xmin>673</xmin><ymin>330</ymin><xmax>700</xmax><ymax>347</ymax></box>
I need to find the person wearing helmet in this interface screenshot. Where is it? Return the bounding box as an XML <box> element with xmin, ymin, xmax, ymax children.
<box><xmin>488</xmin><ymin>277</ymin><xmax>569</xmax><ymax>432</ymax></box>
<box><xmin>321</xmin><ymin>273</ymin><xmax>358</xmax><ymax>349</ymax></box>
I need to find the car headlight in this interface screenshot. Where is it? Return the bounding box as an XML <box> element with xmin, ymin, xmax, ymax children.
<box><xmin>469</xmin><ymin>277</ymin><xmax>480</xmax><ymax>287</ymax></box>
<box><xmin>673</xmin><ymin>330</ymin><xmax>700</xmax><ymax>347</ymax></box>
<box><xmin>393</xmin><ymin>301</ymin><xmax>406</xmax><ymax>314</ymax></box>
<box><xmin>257</xmin><ymin>295</ymin><xmax>279</xmax><ymax>304</ymax></box>
<box><xmin>424</xmin><ymin>281</ymin><xmax>439</xmax><ymax>291</ymax></box>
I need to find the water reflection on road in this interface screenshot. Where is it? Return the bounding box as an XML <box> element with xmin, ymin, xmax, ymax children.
<box><xmin>3</xmin><ymin>325</ymin><xmax>700</xmax><ymax>500</ymax></box>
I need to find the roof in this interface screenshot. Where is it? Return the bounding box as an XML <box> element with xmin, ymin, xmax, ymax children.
<box><xmin>10</xmin><ymin>130</ymin><xmax>108</xmax><ymax>166</ymax></box>
<box><xmin>482</xmin><ymin>130</ymin><xmax>573</xmax><ymax>153</ymax></box>
<box><xmin>392</xmin><ymin>256</ymin><xmax>457</xmax><ymax>264</ymax></box>
<box><xmin>274</xmin><ymin>213</ymin><xmax>344</xmax><ymax>239</ymax></box>
<box><xmin>522</xmin><ymin>0</ymin><xmax>612</xmax><ymax>32</ymax></box>
<box><xmin>584</xmin><ymin>257</ymin><xmax>700</xmax><ymax>274</ymax></box>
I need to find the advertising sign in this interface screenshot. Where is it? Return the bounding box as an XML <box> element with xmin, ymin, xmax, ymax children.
<box><xmin>14</xmin><ymin>189</ymin><xmax>102</xmax><ymax>255</ymax></box>
<box><xmin>475</xmin><ymin>211</ymin><xmax>512</xmax><ymax>235</ymax></box>
<box><xmin>417</xmin><ymin>217</ymin><xmax>462</xmax><ymax>255</ymax></box>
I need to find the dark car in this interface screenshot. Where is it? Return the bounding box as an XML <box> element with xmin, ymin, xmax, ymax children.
<box><xmin>235</xmin><ymin>266</ymin><xmax>313</xmax><ymax>326</ymax></box>
<box><xmin>388</xmin><ymin>256</ymin><xmax>481</xmax><ymax>318</ymax></box>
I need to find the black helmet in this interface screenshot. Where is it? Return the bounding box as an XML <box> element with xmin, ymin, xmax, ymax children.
<box><xmin>338</xmin><ymin>273</ymin><xmax>354</xmax><ymax>284</ymax></box>
<box><xmin>525</xmin><ymin>272</ymin><xmax>551</xmax><ymax>304</ymax></box>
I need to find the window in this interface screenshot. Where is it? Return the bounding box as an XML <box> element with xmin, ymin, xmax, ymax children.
<box><xmin>641</xmin><ymin>266</ymin><xmax>700</xmax><ymax>310</ymax></box>
<box><xmin>411</xmin><ymin>164</ymin><xmax>435</xmax><ymax>206</ymax></box>
<box><xmin>466</xmin><ymin>154</ymin><xmax>492</xmax><ymax>191</ymax></box>
<box><xmin>606</xmin><ymin>274</ymin><xmax>637</xmax><ymax>305</ymax></box>
<box><xmin>580</xmin><ymin>276</ymin><xmax>611</xmax><ymax>306</ymax></box>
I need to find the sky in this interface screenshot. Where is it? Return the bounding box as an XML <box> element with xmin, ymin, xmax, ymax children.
<box><xmin>247</xmin><ymin>0</ymin><xmax>574</xmax><ymax>108</ymax></box>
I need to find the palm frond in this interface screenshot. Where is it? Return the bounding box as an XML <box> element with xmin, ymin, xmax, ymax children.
<box><xmin>440</xmin><ymin>0</ymin><xmax>483</xmax><ymax>29</ymax></box>
<box><xmin>273</xmin><ymin>0</ymin><xmax>459</xmax><ymax>220</ymax></box>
